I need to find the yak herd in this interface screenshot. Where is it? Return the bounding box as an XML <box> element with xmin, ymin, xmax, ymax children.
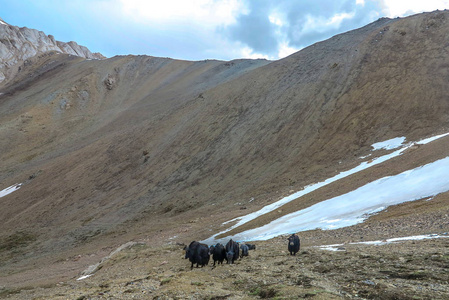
<box><xmin>184</xmin><ymin>234</ymin><xmax>300</xmax><ymax>269</ymax></box>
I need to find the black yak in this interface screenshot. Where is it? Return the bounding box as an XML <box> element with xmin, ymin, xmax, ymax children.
<box><xmin>225</xmin><ymin>239</ymin><xmax>239</xmax><ymax>264</ymax></box>
<box><xmin>287</xmin><ymin>234</ymin><xmax>300</xmax><ymax>255</ymax></box>
<box><xmin>246</xmin><ymin>243</ymin><xmax>256</xmax><ymax>250</ymax></box>
<box><xmin>240</xmin><ymin>244</ymin><xmax>249</xmax><ymax>258</ymax></box>
<box><xmin>185</xmin><ymin>241</ymin><xmax>210</xmax><ymax>269</ymax></box>
<box><xmin>210</xmin><ymin>243</ymin><xmax>226</xmax><ymax>266</ymax></box>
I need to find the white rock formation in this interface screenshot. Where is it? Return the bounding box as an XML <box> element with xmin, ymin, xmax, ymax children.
<box><xmin>0</xmin><ymin>17</ymin><xmax>105</xmax><ymax>83</ymax></box>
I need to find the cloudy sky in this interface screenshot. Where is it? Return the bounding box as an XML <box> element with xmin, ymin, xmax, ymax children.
<box><xmin>1</xmin><ymin>0</ymin><xmax>449</xmax><ymax>61</ymax></box>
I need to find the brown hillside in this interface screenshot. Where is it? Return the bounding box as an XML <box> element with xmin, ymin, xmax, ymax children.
<box><xmin>1</xmin><ymin>10</ymin><xmax>449</xmax><ymax>290</ymax></box>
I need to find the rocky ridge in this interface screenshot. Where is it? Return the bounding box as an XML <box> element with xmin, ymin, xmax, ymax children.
<box><xmin>0</xmin><ymin>17</ymin><xmax>104</xmax><ymax>84</ymax></box>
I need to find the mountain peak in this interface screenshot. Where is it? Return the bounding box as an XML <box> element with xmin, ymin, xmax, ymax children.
<box><xmin>0</xmin><ymin>17</ymin><xmax>105</xmax><ymax>84</ymax></box>
<box><xmin>0</xmin><ymin>17</ymin><xmax>7</xmax><ymax>26</ymax></box>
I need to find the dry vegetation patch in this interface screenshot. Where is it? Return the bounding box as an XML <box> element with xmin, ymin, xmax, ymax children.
<box><xmin>4</xmin><ymin>232</ymin><xmax>448</xmax><ymax>299</ymax></box>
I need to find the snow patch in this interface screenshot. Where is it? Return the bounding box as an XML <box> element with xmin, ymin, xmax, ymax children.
<box><xmin>371</xmin><ymin>137</ymin><xmax>406</xmax><ymax>150</ymax></box>
<box><xmin>203</xmin><ymin>140</ymin><xmax>414</xmax><ymax>243</ymax></box>
<box><xmin>378</xmin><ymin>233</ymin><xmax>448</xmax><ymax>243</ymax></box>
<box><xmin>0</xmin><ymin>183</ymin><xmax>22</xmax><ymax>198</ymax></box>
<box><xmin>224</xmin><ymin>156</ymin><xmax>449</xmax><ymax>241</ymax></box>
<box><xmin>76</xmin><ymin>274</ymin><xmax>92</xmax><ymax>281</ymax></box>
<box><xmin>318</xmin><ymin>244</ymin><xmax>345</xmax><ymax>251</ymax></box>
<box><xmin>416</xmin><ymin>132</ymin><xmax>449</xmax><ymax>145</ymax></box>
<box><xmin>319</xmin><ymin>234</ymin><xmax>449</xmax><ymax>250</ymax></box>
<box><xmin>203</xmin><ymin>131</ymin><xmax>449</xmax><ymax>244</ymax></box>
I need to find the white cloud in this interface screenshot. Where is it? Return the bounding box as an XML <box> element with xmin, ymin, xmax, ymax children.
<box><xmin>267</xmin><ymin>11</ymin><xmax>300</xmax><ymax>59</ymax></box>
<box><xmin>239</xmin><ymin>46</ymin><xmax>270</xmax><ymax>60</ymax></box>
<box><xmin>268</xmin><ymin>13</ymin><xmax>284</xmax><ymax>27</ymax></box>
<box><xmin>118</xmin><ymin>0</ymin><xmax>245</xmax><ymax>27</ymax></box>
<box><xmin>77</xmin><ymin>0</ymin><xmax>449</xmax><ymax>61</ymax></box>
<box><xmin>379</xmin><ymin>0</ymin><xmax>449</xmax><ymax>17</ymax></box>
<box><xmin>327</xmin><ymin>12</ymin><xmax>356</xmax><ymax>27</ymax></box>
<box><xmin>300</xmin><ymin>11</ymin><xmax>356</xmax><ymax>37</ymax></box>
<box><xmin>277</xmin><ymin>41</ymin><xmax>300</xmax><ymax>58</ymax></box>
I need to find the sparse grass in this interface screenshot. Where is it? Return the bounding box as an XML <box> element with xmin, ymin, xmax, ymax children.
<box><xmin>296</xmin><ymin>275</ymin><xmax>313</xmax><ymax>287</ymax></box>
<box><xmin>249</xmin><ymin>286</ymin><xmax>261</xmax><ymax>296</ymax></box>
<box><xmin>0</xmin><ymin>288</ymin><xmax>21</xmax><ymax>298</ymax></box>
<box><xmin>72</xmin><ymin>229</ymin><xmax>102</xmax><ymax>244</ymax></box>
<box><xmin>81</xmin><ymin>216</ymin><xmax>95</xmax><ymax>226</ymax></box>
<box><xmin>303</xmin><ymin>289</ymin><xmax>327</xmax><ymax>297</ymax></box>
<box><xmin>0</xmin><ymin>286</ymin><xmax>34</xmax><ymax>298</ymax></box>
<box><xmin>232</xmin><ymin>279</ymin><xmax>245</xmax><ymax>285</ymax></box>
<box><xmin>23</xmin><ymin>153</ymin><xmax>38</xmax><ymax>162</ymax></box>
<box><xmin>249</xmin><ymin>286</ymin><xmax>278</xmax><ymax>298</ymax></box>
<box><xmin>0</xmin><ymin>231</ymin><xmax>37</xmax><ymax>252</ymax></box>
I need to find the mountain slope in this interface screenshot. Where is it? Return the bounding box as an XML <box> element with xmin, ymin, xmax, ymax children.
<box><xmin>1</xmin><ymin>10</ymin><xmax>449</xmax><ymax>288</ymax></box>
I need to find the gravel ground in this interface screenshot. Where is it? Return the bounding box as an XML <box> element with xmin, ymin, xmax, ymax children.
<box><xmin>2</xmin><ymin>200</ymin><xmax>448</xmax><ymax>300</ymax></box>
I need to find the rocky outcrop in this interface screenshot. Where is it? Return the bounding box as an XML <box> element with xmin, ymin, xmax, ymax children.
<box><xmin>0</xmin><ymin>17</ymin><xmax>104</xmax><ymax>83</ymax></box>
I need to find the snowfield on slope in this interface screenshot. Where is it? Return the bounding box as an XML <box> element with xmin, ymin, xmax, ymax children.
<box><xmin>0</xmin><ymin>183</ymin><xmax>21</xmax><ymax>198</ymax></box>
<box><xmin>204</xmin><ymin>132</ymin><xmax>449</xmax><ymax>243</ymax></box>
<box><xmin>371</xmin><ymin>136</ymin><xmax>406</xmax><ymax>150</ymax></box>
<box><xmin>318</xmin><ymin>233</ymin><xmax>449</xmax><ymax>251</ymax></box>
